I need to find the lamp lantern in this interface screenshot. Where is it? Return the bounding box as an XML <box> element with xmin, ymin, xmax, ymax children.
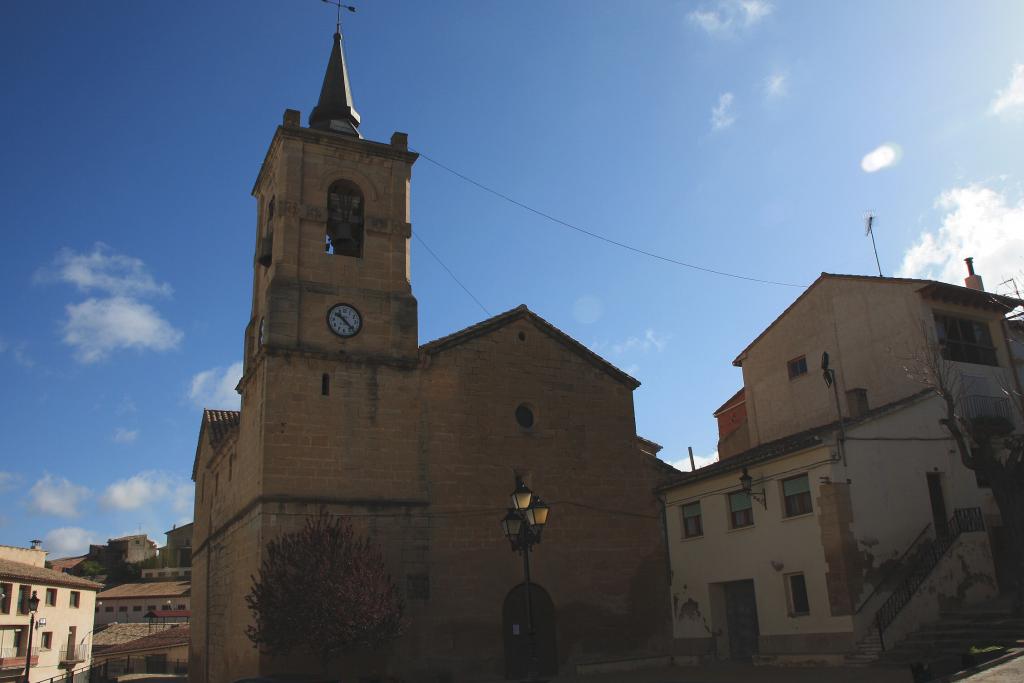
<box><xmin>511</xmin><ymin>478</ymin><xmax>533</xmax><ymax>511</ymax></box>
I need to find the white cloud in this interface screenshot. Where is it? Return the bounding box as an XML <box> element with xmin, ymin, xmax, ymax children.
<box><xmin>990</xmin><ymin>64</ymin><xmax>1024</xmax><ymax>118</ymax></box>
<box><xmin>113</xmin><ymin>428</ymin><xmax>139</xmax><ymax>444</ymax></box>
<box><xmin>573</xmin><ymin>296</ymin><xmax>604</xmax><ymax>324</ymax></box>
<box><xmin>101</xmin><ymin>473</ymin><xmax>190</xmax><ymax>509</ymax></box>
<box><xmin>711</xmin><ymin>92</ymin><xmax>736</xmax><ymax>130</ymax></box>
<box><xmin>667</xmin><ymin>449</ymin><xmax>720</xmax><ymax>472</ymax></box>
<box><xmin>689</xmin><ymin>0</ymin><xmax>773</xmax><ymax>35</ymax></box>
<box><xmin>37</xmin><ymin>243</ymin><xmax>172</xmax><ymax>297</ymax></box>
<box><xmin>860</xmin><ymin>143</ymin><xmax>902</xmax><ymax>173</ymax></box>
<box><xmin>63</xmin><ymin>296</ymin><xmax>183</xmax><ymax>363</ymax></box>
<box><xmin>172</xmin><ymin>483</ymin><xmax>194</xmax><ymax>516</ymax></box>
<box><xmin>612</xmin><ymin>329</ymin><xmax>670</xmax><ymax>355</ymax></box>
<box><xmin>764</xmin><ymin>71</ymin><xmax>788</xmax><ymax>98</ymax></box>
<box><xmin>897</xmin><ymin>184</ymin><xmax>1024</xmax><ymax>287</ymax></box>
<box><xmin>188</xmin><ymin>362</ymin><xmax>243</xmax><ymax>409</ymax></box>
<box><xmin>43</xmin><ymin>527</ymin><xmax>97</xmax><ymax>557</ymax></box>
<box><xmin>28</xmin><ymin>474</ymin><xmax>90</xmax><ymax>518</ymax></box>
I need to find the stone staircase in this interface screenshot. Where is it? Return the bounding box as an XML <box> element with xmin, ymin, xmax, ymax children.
<box><xmin>879</xmin><ymin>605</ymin><xmax>1024</xmax><ymax>666</ymax></box>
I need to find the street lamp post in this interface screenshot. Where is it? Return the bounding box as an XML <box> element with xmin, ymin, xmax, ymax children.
<box><xmin>23</xmin><ymin>590</ymin><xmax>40</xmax><ymax>683</ymax></box>
<box><xmin>501</xmin><ymin>477</ymin><xmax>551</xmax><ymax>682</ymax></box>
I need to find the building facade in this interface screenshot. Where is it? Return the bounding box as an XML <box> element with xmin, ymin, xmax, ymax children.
<box><xmin>0</xmin><ymin>544</ymin><xmax>100</xmax><ymax>682</ymax></box>
<box><xmin>662</xmin><ymin>270</ymin><xmax>1022</xmax><ymax>664</ymax></box>
<box><xmin>190</xmin><ymin>30</ymin><xmax>676</xmax><ymax>683</ymax></box>
<box><xmin>95</xmin><ymin>581</ymin><xmax>191</xmax><ymax>626</ymax></box>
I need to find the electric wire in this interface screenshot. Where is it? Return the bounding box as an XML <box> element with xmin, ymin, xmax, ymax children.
<box><xmin>414</xmin><ymin>150</ymin><xmax>808</xmax><ymax>289</ymax></box>
<box><xmin>412</xmin><ymin>231</ymin><xmax>491</xmax><ymax>316</ymax></box>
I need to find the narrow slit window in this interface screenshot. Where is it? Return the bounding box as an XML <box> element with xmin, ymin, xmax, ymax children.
<box><xmin>787</xmin><ymin>573</ymin><xmax>810</xmax><ymax>616</ymax></box>
<box><xmin>322</xmin><ymin>373</ymin><xmax>330</xmax><ymax>396</ymax></box>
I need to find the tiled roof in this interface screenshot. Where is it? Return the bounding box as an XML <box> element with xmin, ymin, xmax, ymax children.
<box><xmin>658</xmin><ymin>389</ymin><xmax>934</xmax><ymax>492</ymax></box>
<box><xmin>93</xmin><ymin>623</ymin><xmax>159</xmax><ymax>649</ymax></box>
<box><xmin>192</xmin><ymin>409</ymin><xmax>241</xmax><ymax>480</ymax></box>
<box><xmin>420</xmin><ymin>304</ymin><xmax>640</xmax><ymax>389</ymax></box>
<box><xmin>204</xmin><ymin>409</ymin><xmax>240</xmax><ymax>447</ymax></box>
<box><xmin>0</xmin><ymin>558</ymin><xmax>102</xmax><ymax>590</ymax></box>
<box><xmin>49</xmin><ymin>555</ymin><xmax>86</xmax><ymax>573</ymax></box>
<box><xmin>98</xmin><ymin>580</ymin><xmax>191</xmax><ymax>599</ymax></box>
<box><xmin>713</xmin><ymin>387</ymin><xmax>745</xmax><ymax>416</ymax></box>
<box><xmin>98</xmin><ymin>624</ymin><xmax>190</xmax><ymax>656</ymax></box>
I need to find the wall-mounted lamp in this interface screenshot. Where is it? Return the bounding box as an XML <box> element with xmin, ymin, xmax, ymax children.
<box><xmin>739</xmin><ymin>467</ymin><xmax>767</xmax><ymax>509</ymax></box>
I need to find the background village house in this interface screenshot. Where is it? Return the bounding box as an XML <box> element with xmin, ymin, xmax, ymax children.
<box><xmin>0</xmin><ymin>542</ymin><xmax>100</xmax><ymax>682</ymax></box>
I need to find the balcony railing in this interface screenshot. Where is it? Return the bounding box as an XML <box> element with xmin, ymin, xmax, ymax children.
<box><xmin>60</xmin><ymin>644</ymin><xmax>90</xmax><ymax>663</ymax></box>
<box><xmin>0</xmin><ymin>648</ymin><xmax>39</xmax><ymax>668</ymax></box>
<box><xmin>961</xmin><ymin>395</ymin><xmax>1013</xmax><ymax>421</ymax></box>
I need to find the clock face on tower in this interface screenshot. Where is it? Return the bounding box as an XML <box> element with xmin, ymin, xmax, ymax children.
<box><xmin>327</xmin><ymin>303</ymin><xmax>362</xmax><ymax>338</ymax></box>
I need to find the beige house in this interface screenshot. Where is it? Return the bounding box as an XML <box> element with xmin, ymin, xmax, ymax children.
<box><xmin>140</xmin><ymin>523</ymin><xmax>193</xmax><ymax>581</ymax></box>
<box><xmin>661</xmin><ymin>268</ymin><xmax>1022</xmax><ymax>664</ymax></box>
<box><xmin>95</xmin><ymin>581</ymin><xmax>190</xmax><ymax>626</ymax></box>
<box><xmin>0</xmin><ymin>544</ymin><xmax>100</xmax><ymax>682</ymax></box>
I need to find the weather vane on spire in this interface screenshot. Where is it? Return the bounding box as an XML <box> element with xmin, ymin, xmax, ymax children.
<box><xmin>321</xmin><ymin>0</ymin><xmax>357</xmax><ymax>35</ymax></box>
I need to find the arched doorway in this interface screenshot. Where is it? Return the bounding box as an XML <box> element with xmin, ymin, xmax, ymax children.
<box><xmin>502</xmin><ymin>582</ymin><xmax>557</xmax><ymax>679</ymax></box>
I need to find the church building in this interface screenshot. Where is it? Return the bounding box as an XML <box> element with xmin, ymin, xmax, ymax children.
<box><xmin>190</xmin><ymin>28</ymin><xmax>677</xmax><ymax>683</ymax></box>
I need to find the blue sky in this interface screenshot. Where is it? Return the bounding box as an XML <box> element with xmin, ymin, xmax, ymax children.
<box><xmin>2</xmin><ymin>1</ymin><xmax>1023</xmax><ymax>557</ymax></box>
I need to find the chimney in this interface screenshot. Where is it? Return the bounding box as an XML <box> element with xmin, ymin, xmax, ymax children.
<box><xmin>30</xmin><ymin>539</ymin><xmax>42</xmax><ymax>550</ymax></box>
<box><xmin>964</xmin><ymin>257</ymin><xmax>985</xmax><ymax>291</ymax></box>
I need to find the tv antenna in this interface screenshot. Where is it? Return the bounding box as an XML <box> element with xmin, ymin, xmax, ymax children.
<box><xmin>321</xmin><ymin>0</ymin><xmax>356</xmax><ymax>34</ymax></box>
<box><xmin>865</xmin><ymin>211</ymin><xmax>882</xmax><ymax>277</ymax></box>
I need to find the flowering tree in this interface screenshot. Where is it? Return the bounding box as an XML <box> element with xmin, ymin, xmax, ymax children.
<box><xmin>246</xmin><ymin>512</ymin><xmax>405</xmax><ymax>672</ymax></box>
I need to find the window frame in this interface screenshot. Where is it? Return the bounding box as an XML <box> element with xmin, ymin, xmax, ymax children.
<box><xmin>1</xmin><ymin>583</ymin><xmax>13</xmax><ymax>614</ymax></box>
<box><xmin>40</xmin><ymin>631</ymin><xmax>53</xmax><ymax>651</ymax></box>
<box><xmin>45</xmin><ymin>588</ymin><xmax>57</xmax><ymax>607</ymax></box>
<box><xmin>787</xmin><ymin>355</ymin><xmax>808</xmax><ymax>380</ymax></box>
<box><xmin>681</xmin><ymin>502</ymin><xmax>703</xmax><ymax>539</ymax></box>
<box><xmin>934</xmin><ymin>313</ymin><xmax>998</xmax><ymax>367</ymax></box>
<box><xmin>325</xmin><ymin>179</ymin><xmax>365</xmax><ymax>258</ymax></box>
<box><xmin>728</xmin><ymin>491</ymin><xmax>754</xmax><ymax>529</ymax></box>
<box><xmin>69</xmin><ymin>590</ymin><xmax>80</xmax><ymax>608</ymax></box>
<box><xmin>782</xmin><ymin>474</ymin><xmax>813</xmax><ymax>518</ymax></box>
<box><xmin>786</xmin><ymin>572</ymin><xmax>810</xmax><ymax>616</ymax></box>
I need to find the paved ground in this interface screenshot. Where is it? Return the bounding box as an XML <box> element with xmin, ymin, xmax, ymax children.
<box><xmin>536</xmin><ymin>662</ymin><xmax>914</xmax><ymax>683</ymax></box>
<box><xmin>957</xmin><ymin>651</ymin><xmax>1024</xmax><ymax>681</ymax></box>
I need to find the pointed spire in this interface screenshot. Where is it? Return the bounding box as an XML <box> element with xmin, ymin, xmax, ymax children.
<box><xmin>309</xmin><ymin>30</ymin><xmax>361</xmax><ymax>136</ymax></box>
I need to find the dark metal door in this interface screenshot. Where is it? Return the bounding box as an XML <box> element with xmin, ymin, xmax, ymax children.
<box><xmin>724</xmin><ymin>580</ymin><xmax>760</xmax><ymax>660</ymax></box>
<box><xmin>503</xmin><ymin>583</ymin><xmax>557</xmax><ymax>679</ymax></box>
<box><xmin>927</xmin><ymin>473</ymin><xmax>948</xmax><ymax>536</ymax></box>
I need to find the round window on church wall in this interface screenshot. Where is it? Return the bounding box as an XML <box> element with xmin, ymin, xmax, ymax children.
<box><xmin>515</xmin><ymin>404</ymin><xmax>535</xmax><ymax>430</ymax></box>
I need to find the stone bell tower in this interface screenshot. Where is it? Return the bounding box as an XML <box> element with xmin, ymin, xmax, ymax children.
<box><xmin>244</xmin><ymin>29</ymin><xmax>419</xmax><ymax>376</ymax></box>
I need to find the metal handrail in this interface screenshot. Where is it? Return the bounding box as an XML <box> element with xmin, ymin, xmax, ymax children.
<box><xmin>854</xmin><ymin>520</ymin><xmax>934</xmax><ymax>615</ymax></box>
<box><xmin>873</xmin><ymin>507</ymin><xmax>985</xmax><ymax>650</ymax></box>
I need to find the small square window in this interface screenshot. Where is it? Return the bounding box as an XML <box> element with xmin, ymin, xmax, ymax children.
<box><xmin>40</xmin><ymin>631</ymin><xmax>53</xmax><ymax>650</ymax></box>
<box><xmin>133</xmin><ymin>605</ymin><xmax>142</xmax><ymax>612</ymax></box>
<box><xmin>782</xmin><ymin>475</ymin><xmax>813</xmax><ymax>517</ymax></box>
<box><xmin>118</xmin><ymin>605</ymin><xmax>127</xmax><ymax>612</ymax></box>
<box><xmin>681</xmin><ymin>502</ymin><xmax>703</xmax><ymax>538</ymax></box>
<box><xmin>105</xmin><ymin>606</ymin><xmax>114</xmax><ymax>613</ymax></box>
<box><xmin>787</xmin><ymin>356</ymin><xmax>808</xmax><ymax>379</ymax></box>
<box><xmin>69</xmin><ymin>591</ymin><xmax>80</xmax><ymax>608</ymax></box>
<box><xmin>45</xmin><ymin>588</ymin><xmax>57</xmax><ymax>607</ymax></box>
<box><xmin>147</xmin><ymin>605</ymin><xmax>157</xmax><ymax>612</ymax></box>
<box><xmin>728</xmin><ymin>491</ymin><xmax>754</xmax><ymax>529</ymax></box>
<box><xmin>787</xmin><ymin>573</ymin><xmax>810</xmax><ymax>616</ymax></box>
<box><xmin>177</xmin><ymin>603</ymin><xmax>186</xmax><ymax>610</ymax></box>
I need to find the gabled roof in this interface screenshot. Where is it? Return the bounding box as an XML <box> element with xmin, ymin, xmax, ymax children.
<box><xmin>732</xmin><ymin>273</ymin><xmax>1023</xmax><ymax>366</ymax></box>
<box><xmin>50</xmin><ymin>555</ymin><xmax>87</xmax><ymax>573</ymax></box>
<box><xmin>0</xmin><ymin>557</ymin><xmax>103</xmax><ymax>591</ymax></box>
<box><xmin>191</xmin><ymin>409</ymin><xmax>240</xmax><ymax>480</ymax></box>
<box><xmin>713</xmin><ymin>387</ymin><xmax>745</xmax><ymax>417</ymax></box>
<box><xmin>420</xmin><ymin>305</ymin><xmax>640</xmax><ymax>389</ymax></box>
<box><xmin>658</xmin><ymin>388</ymin><xmax>934</xmax><ymax>492</ymax></box>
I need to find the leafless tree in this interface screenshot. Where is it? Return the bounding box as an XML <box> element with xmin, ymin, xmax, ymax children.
<box><xmin>905</xmin><ymin>331</ymin><xmax>1024</xmax><ymax>614</ymax></box>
